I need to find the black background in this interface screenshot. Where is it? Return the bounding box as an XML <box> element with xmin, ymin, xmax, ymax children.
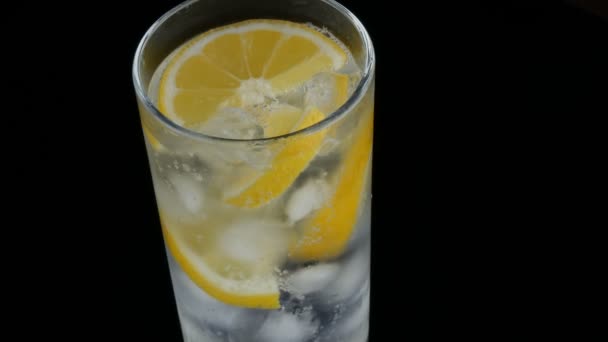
<box><xmin>8</xmin><ymin>0</ymin><xmax>607</xmax><ymax>340</ymax></box>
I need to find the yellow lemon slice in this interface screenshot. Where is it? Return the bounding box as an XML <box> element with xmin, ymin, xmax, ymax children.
<box><xmin>225</xmin><ymin>107</ymin><xmax>327</xmax><ymax>208</ymax></box>
<box><xmin>161</xmin><ymin>214</ymin><xmax>291</xmax><ymax>309</ymax></box>
<box><xmin>141</xmin><ymin>124</ymin><xmax>164</xmax><ymax>152</ymax></box>
<box><xmin>158</xmin><ymin>19</ymin><xmax>347</xmax><ymax>127</ymax></box>
<box><xmin>289</xmin><ymin>110</ymin><xmax>374</xmax><ymax>261</ymax></box>
<box><xmin>138</xmin><ymin>100</ymin><xmax>165</xmax><ymax>152</ymax></box>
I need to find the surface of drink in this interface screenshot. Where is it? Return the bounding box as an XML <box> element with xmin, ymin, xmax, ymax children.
<box><xmin>137</xmin><ymin>11</ymin><xmax>373</xmax><ymax>342</ymax></box>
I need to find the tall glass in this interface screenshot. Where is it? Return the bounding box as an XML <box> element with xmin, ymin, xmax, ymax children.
<box><xmin>132</xmin><ymin>0</ymin><xmax>374</xmax><ymax>341</ymax></box>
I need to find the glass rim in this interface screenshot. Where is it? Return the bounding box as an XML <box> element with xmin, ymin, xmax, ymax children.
<box><xmin>132</xmin><ymin>0</ymin><xmax>375</xmax><ymax>143</ymax></box>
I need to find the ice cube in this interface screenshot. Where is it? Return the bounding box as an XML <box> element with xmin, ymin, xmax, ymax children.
<box><xmin>277</xmin><ymin>85</ymin><xmax>306</xmax><ymax>109</ymax></box>
<box><xmin>217</xmin><ymin>219</ymin><xmax>289</xmax><ymax>269</ymax></box>
<box><xmin>348</xmin><ymin>321</ymin><xmax>369</xmax><ymax>342</ymax></box>
<box><xmin>322</xmin><ymin>243</ymin><xmax>370</xmax><ymax>303</ymax></box>
<box><xmin>285</xmin><ymin>263</ymin><xmax>340</xmax><ymax>295</ymax></box>
<box><xmin>317</xmin><ymin>137</ymin><xmax>340</xmax><ymax>156</ymax></box>
<box><xmin>153</xmin><ymin>173</ymin><xmax>206</xmax><ymax>224</ymax></box>
<box><xmin>195</xmin><ymin>107</ymin><xmax>263</xmax><ymax>140</ymax></box>
<box><xmin>304</xmin><ymin>72</ymin><xmax>348</xmax><ymax>114</ymax></box>
<box><xmin>255</xmin><ymin>308</ymin><xmax>319</xmax><ymax>342</ymax></box>
<box><xmin>189</xmin><ymin>142</ymin><xmax>272</xmax><ymax>201</ymax></box>
<box><xmin>177</xmin><ymin>108</ymin><xmax>273</xmax><ymax>190</ymax></box>
<box><xmin>225</xmin><ymin>310</ymin><xmax>269</xmax><ymax>341</ymax></box>
<box><xmin>346</xmin><ymin>193</ymin><xmax>372</xmax><ymax>249</ymax></box>
<box><xmin>201</xmin><ymin>139</ymin><xmax>273</xmax><ymax>171</ymax></box>
<box><xmin>335</xmin><ymin>53</ymin><xmax>361</xmax><ymax>90</ymax></box>
<box><xmin>319</xmin><ymin>286</ymin><xmax>369</xmax><ymax>342</ymax></box>
<box><xmin>153</xmin><ymin>173</ymin><xmax>205</xmax><ymax>223</ymax></box>
<box><xmin>179</xmin><ymin>315</ymin><xmax>224</xmax><ymax>342</ymax></box>
<box><xmin>336</xmin><ymin>289</ymin><xmax>370</xmax><ymax>336</ymax></box>
<box><xmin>168</xmin><ymin>255</ymin><xmax>246</xmax><ymax>330</ymax></box>
<box><xmin>169</xmin><ymin>173</ymin><xmax>204</xmax><ymax>213</ymax></box>
<box><xmin>285</xmin><ymin>178</ymin><xmax>330</xmax><ymax>224</ymax></box>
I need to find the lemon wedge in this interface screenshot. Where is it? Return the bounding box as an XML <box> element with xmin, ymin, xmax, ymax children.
<box><xmin>161</xmin><ymin>214</ymin><xmax>291</xmax><ymax>309</ymax></box>
<box><xmin>289</xmin><ymin>110</ymin><xmax>373</xmax><ymax>261</ymax></box>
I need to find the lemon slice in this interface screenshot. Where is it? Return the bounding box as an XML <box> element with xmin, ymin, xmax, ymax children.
<box><xmin>138</xmin><ymin>100</ymin><xmax>165</xmax><ymax>152</ymax></box>
<box><xmin>289</xmin><ymin>110</ymin><xmax>374</xmax><ymax>261</ymax></box>
<box><xmin>225</xmin><ymin>107</ymin><xmax>327</xmax><ymax>208</ymax></box>
<box><xmin>161</xmin><ymin>214</ymin><xmax>291</xmax><ymax>309</ymax></box>
<box><xmin>158</xmin><ymin>19</ymin><xmax>347</xmax><ymax>127</ymax></box>
<box><xmin>142</xmin><ymin>124</ymin><xmax>164</xmax><ymax>152</ymax></box>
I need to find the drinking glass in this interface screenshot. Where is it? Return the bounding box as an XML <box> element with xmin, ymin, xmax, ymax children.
<box><xmin>132</xmin><ymin>0</ymin><xmax>375</xmax><ymax>340</ymax></box>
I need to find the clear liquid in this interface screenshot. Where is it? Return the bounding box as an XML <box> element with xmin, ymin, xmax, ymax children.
<box><xmin>144</xmin><ymin>20</ymin><xmax>371</xmax><ymax>342</ymax></box>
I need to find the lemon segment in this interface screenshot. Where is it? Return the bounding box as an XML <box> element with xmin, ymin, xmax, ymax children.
<box><xmin>202</xmin><ymin>33</ymin><xmax>250</xmax><ymax>79</ymax></box>
<box><xmin>174</xmin><ymin>56</ymin><xmax>241</xmax><ymax>89</ymax></box>
<box><xmin>263</xmin><ymin>35</ymin><xmax>320</xmax><ymax>78</ymax></box>
<box><xmin>168</xmin><ymin>89</ymin><xmax>235</xmax><ymax>126</ymax></box>
<box><xmin>289</xmin><ymin>110</ymin><xmax>373</xmax><ymax>261</ymax></box>
<box><xmin>242</xmin><ymin>30</ymin><xmax>283</xmax><ymax>78</ymax></box>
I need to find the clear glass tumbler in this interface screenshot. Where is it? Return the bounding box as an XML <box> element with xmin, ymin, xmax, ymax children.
<box><xmin>132</xmin><ymin>0</ymin><xmax>375</xmax><ymax>341</ymax></box>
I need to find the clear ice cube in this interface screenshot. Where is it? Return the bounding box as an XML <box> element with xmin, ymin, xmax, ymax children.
<box><xmin>285</xmin><ymin>178</ymin><xmax>330</xmax><ymax>224</ymax></box>
<box><xmin>336</xmin><ymin>289</ymin><xmax>370</xmax><ymax>336</ymax></box>
<box><xmin>168</xmin><ymin>256</ymin><xmax>246</xmax><ymax>330</ymax></box>
<box><xmin>303</xmin><ymin>72</ymin><xmax>345</xmax><ymax>114</ymax></box>
<box><xmin>276</xmin><ymin>85</ymin><xmax>306</xmax><ymax>109</ymax></box>
<box><xmin>319</xmin><ymin>286</ymin><xmax>369</xmax><ymax>342</ymax></box>
<box><xmin>182</xmin><ymin>108</ymin><xmax>273</xmax><ymax>186</ymax></box>
<box><xmin>347</xmin><ymin>321</ymin><xmax>369</xmax><ymax>342</ymax></box>
<box><xmin>278</xmin><ymin>71</ymin><xmax>352</xmax><ymax>115</ymax></box>
<box><xmin>194</xmin><ymin>107</ymin><xmax>263</xmax><ymax>140</ymax></box>
<box><xmin>225</xmin><ymin>310</ymin><xmax>269</xmax><ymax>342</ymax></box>
<box><xmin>317</xmin><ymin>137</ymin><xmax>341</xmax><ymax>156</ymax></box>
<box><xmin>154</xmin><ymin>172</ymin><xmax>206</xmax><ymax>224</ymax></box>
<box><xmin>285</xmin><ymin>263</ymin><xmax>340</xmax><ymax>295</ymax></box>
<box><xmin>169</xmin><ymin>172</ymin><xmax>204</xmax><ymax>213</ymax></box>
<box><xmin>217</xmin><ymin>219</ymin><xmax>289</xmax><ymax>269</ymax></box>
<box><xmin>254</xmin><ymin>308</ymin><xmax>319</xmax><ymax>342</ymax></box>
<box><xmin>179</xmin><ymin>315</ymin><xmax>224</xmax><ymax>342</ymax></box>
<box><xmin>322</xmin><ymin>243</ymin><xmax>370</xmax><ymax>304</ymax></box>
<box><xmin>345</xmin><ymin>193</ymin><xmax>371</xmax><ymax>249</ymax></box>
